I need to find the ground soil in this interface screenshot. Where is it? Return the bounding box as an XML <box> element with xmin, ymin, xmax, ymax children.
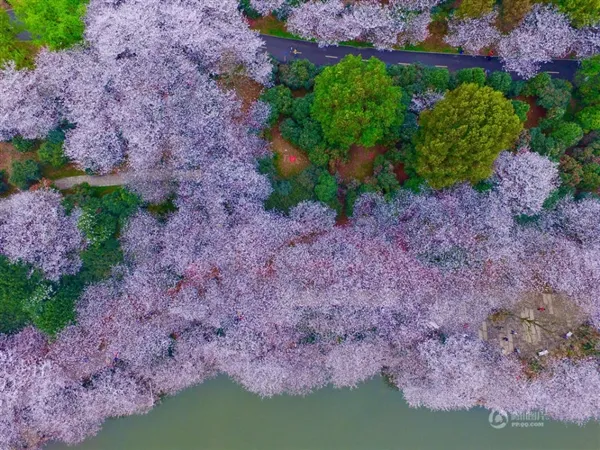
<box><xmin>517</xmin><ymin>96</ymin><xmax>547</xmax><ymax>129</ymax></box>
<box><xmin>271</xmin><ymin>125</ymin><xmax>310</xmax><ymax>178</ymax></box>
<box><xmin>336</xmin><ymin>145</ymin><xmax>387</xmax><ymax>182</ymax></box>
<box><xmin>218</xmin><ymin>75</ymin><xmax>263</xmax><ymax>114</ymax></box>
<box><xmin>0</xmin><ymin>0</ymin><xmax>10</xmax><ymax>11</ymax></box>
<box><xmin>394</xmin><ymin>162</ymin><xmax>409</xmax><ymax>184</ymax></box>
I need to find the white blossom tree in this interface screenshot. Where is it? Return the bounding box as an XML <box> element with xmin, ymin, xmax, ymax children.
<box><xmin>0</xmin><ymin>190</ymin><xmax>83</xmax><ymax>280</ymax></box>
<box><xmin>445</xmin><ymin>12</ymin><xmax>501</xmax><ymax>55</ymax></box>
<box><xmin>493</xmin><ymin>149</ymin><xmax>559</xmax><ymax>216</ymax></box>
<box><xmin>497</xmin><ymin>5</ymin><xmax>575</xmax><ymax>78</ymax></box>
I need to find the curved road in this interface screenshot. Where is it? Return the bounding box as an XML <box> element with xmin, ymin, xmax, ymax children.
<box><xmin>7</xmin><ymin>7</ymin><xmax>579</xmax><ymax>80</ymax></box>
<box><xmin>262</xmin><ymin>34</ymin><xmax>579</xmax><ymax>80</ymax></box>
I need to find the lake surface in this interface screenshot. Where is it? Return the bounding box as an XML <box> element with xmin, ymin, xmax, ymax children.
<box><xmin>48</xmin><ymin>376</ymin><xmax>600</xmax><ymax>450</ymax></box>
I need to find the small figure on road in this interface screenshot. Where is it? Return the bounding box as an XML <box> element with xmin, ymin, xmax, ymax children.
<box><xmin>486</xmin><ymin>49</ymin><xmax>494</xmax><ymax>61</ymax></box>
<box><xmin>458</xmin><ymin>46</ymin><xmax>464</xmax><ymax>55</ymax></box>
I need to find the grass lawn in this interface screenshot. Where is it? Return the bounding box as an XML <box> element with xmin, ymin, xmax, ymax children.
<box><xmin>41</xmin><ymin>164</ymin><xmax>86</xmax><ymax>180</ymax></box>
<box><xmin>249</xmin><ymin>15</ymin><xmax>301</xmax><ymax>40</ymax></box>
<box><xmin>270</xmin><ymin>124</ymin><xmax>310</xmax><ymax>178</ymax></box>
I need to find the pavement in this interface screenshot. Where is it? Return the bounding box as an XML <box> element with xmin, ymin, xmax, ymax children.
<box><xmin>260</xmin><ymin>34</ymin><xmax>580</xmax><ymax>80</ymax></box>
<box><xmin>53</xmin><ymin>169</ymin><xmax>202</xmax><ymax>190</ymax></box>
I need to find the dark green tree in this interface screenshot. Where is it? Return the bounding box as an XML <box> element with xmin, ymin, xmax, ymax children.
<box><xmin>486</xmin><ymin>71</ymin><xmax>513</xmax><ymax>95</ymax></box>
<box><xmin>11</xmin><ymin>135</ymin><xmax>37</xmax><ymax>153</ymax></box>
<box><xmin>10</xmin><ymin>159</ymin><xmax>41</xmax><ymax>189</ymax></box>
<box><xmin>260</xmin><ymin>85</ymin><xmax>294</xmax><ymax>126</ymax></box>
<box><xmin>279</xmin><ymin>59</ymin><xmax>321</xmax><ymax>90</ymax></box>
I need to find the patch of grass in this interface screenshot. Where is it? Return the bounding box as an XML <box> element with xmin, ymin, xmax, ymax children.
<box><xmin>249</xmin><ymin>15</ymin><xmax>302</xmax><ymax>40</ymax></box>
<box><xmin>41</xmin><ymin>164</ymin><xmax>86</xmax><ymax>180</ymax></box>
<box><xmin>340</xmin><ymin>40</ymin><xmax>374</xmax><ymax>48</ymax></box>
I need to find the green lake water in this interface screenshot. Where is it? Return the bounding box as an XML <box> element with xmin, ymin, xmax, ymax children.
<box><xmin>48</xmin><ymin>376</ymin><xmax>600</xmax><ymax>450</ymax></box>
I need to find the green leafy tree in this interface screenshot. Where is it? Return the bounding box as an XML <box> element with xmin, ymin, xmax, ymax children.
<box><xmin>38</xmin><ymin>141</ymin><xmax>68</xmax><ymax>168</ymax></box>
<box><xmin>550</xmin><ymin>122</ymin><xmax>584</xmax><ymax>151</ymax></box>
<box><xmin>314</xmin><ymin>171</ymin><xmax>338</xmax><ymax>204</ymax></box>
<box><xmin>557</xmin><ymin>0</ymin><xmax>600</xmax><ymax>28</ymax></box>
<box><xmin>511</xmin><ymin>100</ymin><xmax>530</xmax><ymax>122</ymax></box>
<box><xmin>456</xmin><ymin>0</ymin><xmax>495</xmax><ymax>18</ymax></box>
<box><xmin>575</xmin><ymin>56</ymin><xmax>600</xmax><ymax>106</ymax></box>
<box><xmin>486</xmin><ymin>71</ymin><xmax>513</xmax><ymax>95</ymax></box>
<box><xmin>577</xmin><ymin>105</ymin><xmax>600</xmax><ymax>132</ymax></box>
<box><xmin>10</xmin><ymin>159</ymin><xmax>41</xmax><ymax>190</ymax></box>
<box><xmin>312</xmin><ymin>55</ymin><xmax>404</xmax><ymax>151</ymax></box>
<box><xmin>11</xmin><ymin>0</ymin><xmax>88</xmax><ymax>50</ymax></box>
<box><xmin>279</xmin><ymin>59</ymin><xmax>321</xmax><ymax>90</ymax></box>
<box><xmin>412</xmin><ymin>83</ymin><xmax>522</xmax><ymax>189</ymax></box>
<box><xmin>260</xmin><ymin>85</ymin><xmax>294</xmax><ymax>126</ymax></box>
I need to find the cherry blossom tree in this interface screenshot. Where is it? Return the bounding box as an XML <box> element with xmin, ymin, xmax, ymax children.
<box><xmin>497</xmin><ymin>5</ymin><xmax>575</xmax><ymax>78</ymax></box>
<box><xmin>493</xmin><ymin>149</ymin><xmax>559</xmax><ymax>216</ymax></box>
<box><xmin>445</xmin><ymin>12</ymin><xmax>501</xmax><ymax>55</ymax></box>
<box><xmin>0</xmin><ymin>189</ymin><xmax>83</xmax><ymax>280</ymax></box>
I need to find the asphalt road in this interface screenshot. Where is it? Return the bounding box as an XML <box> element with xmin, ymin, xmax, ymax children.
<box><xmin>261</xmin><ymin>34</ymin><xmax>580</xmax><ymax>80</ymax></box>
<box><xmin>6</xmin><ymin>7</ymin><xmax>579</xmax><ymax>80</ymax></box>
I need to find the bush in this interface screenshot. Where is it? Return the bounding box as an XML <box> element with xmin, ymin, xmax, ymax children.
<box><xmin>11</xmin><ymin>135</ymin><xmax>37</xmax><ymax>153</ymax></box>
<box><xmin>511</xmin><ymin>100</ymin><xmax>530</xmax><ymax>122</ymax></box>
<box><xmin>260</xmin><ymin>85</ymin><xmax>294</xmax><ymax>126</ymax></box>
<box><xmin>265</xmin><ymin>166</ymin><xmax>319</xmax><ymax>214</ymax></box>
<box><xmin>291</xmin><ymin>94</ymin><xmax>314</xmax><ymax>124</ymax></box>
<box><xmin>279</xmin><ymin>59</ymin><xmax>320</xmax><ymax>90</ymax></box>
<box><xmin>314</xmin><ymin>171</ymin><xmax>338</xmax><ymax>205</ymax></box>
<box><xmin>550</xmin><ymin>122</ymin><xmax>584</xmax><ymax>151</ymax></box>
<box><xmin>577</xmin><ymin>105</ymin><xmax>600</xmax><ymax>132</ymax></box>
<box><xmin>487</xmin><ymin>71</ymin><xmax>513</xmax><ymax>95</ymax></box>
<box><xmin>10</xmin><ymin>160</ymin><xmax>41</xmax><ymax>190</ymax></box>
<box><xmin>455</xmin><ymin>68</ymin><xmax>487</xmax><ymax>87</ymax></box>
<box><xmin>38</xmin><ymin>141</ymin><xmax>68</xmax><ymax>168</ymax></box>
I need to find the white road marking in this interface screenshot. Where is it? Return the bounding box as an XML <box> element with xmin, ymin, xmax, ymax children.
<box><xmin>435</xmin><ymin>65</ymin><xmax>447</xmax><ymax>68</ymax></box>
<box><xmin>546</xmin><ymin>71</ymin><xmax>559</xmax><ymax>74</ymax></box>
<box><xmin>325</xmin><ymin>55</ymin><xmax>338</xmax><ymax>59</ymax></box>
<box><xmin>398</xmin><ymin>62</ymin><xmax>410</xmax><ymax>65</ymax></box>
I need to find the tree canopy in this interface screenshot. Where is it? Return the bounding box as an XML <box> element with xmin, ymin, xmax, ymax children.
<box><xmin>311</xmin><ymin>54</ymin><xmax>404</xmax><ymax>152</ymax></box>
<box><xmin>412</xmin><ymin>83</ymin><xmax>523</xmax><ymax>189</ymax></box>
<box><xmin>11</xmin><ymin>0</ymin><xmax>88</xmax><ymax>50</ymax></box>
